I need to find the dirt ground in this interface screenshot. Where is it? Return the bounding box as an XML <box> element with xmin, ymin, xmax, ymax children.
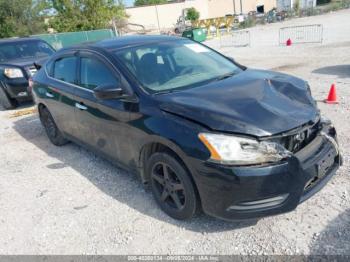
<box><xmin>0</xmin><ymin>10</ymin><xmax>349</xmax><ymax>255</ymax></box>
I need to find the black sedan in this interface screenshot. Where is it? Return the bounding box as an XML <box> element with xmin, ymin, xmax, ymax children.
<box><xmin>0</xmin><ymin>38</ymin><xmax>55</xmax><ymax>109</ymax></box>
<box><xmin>31</xmin><ymin>35</ymin><xmax>341</xmax><ymax>221</ymax></box>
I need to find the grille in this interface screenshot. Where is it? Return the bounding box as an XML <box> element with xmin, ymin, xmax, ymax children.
<box><xmin>282</xmin><ymin>122</ymin><xmax>320</xmax><ymax>153</ymax></box>
<box><xmin>267</xmin><ymin>121</ymin><xmax>320</xmax><ymax>153</ymax></box>
<box><xmin>27</xmin><ymin>67</ymin><xmax>37</xmax><ymax>76</ymax></box>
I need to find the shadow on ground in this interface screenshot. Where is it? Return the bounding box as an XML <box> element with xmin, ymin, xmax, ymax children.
<box><xmin>0</xmin><ymin>101</ymin><xmax>34</xmax><ymax>112</ymax></box>
<box><xmin>13</xmin><ymin>114</ymin><xmax>257</xmax><ymax>232</ymax></box>
<box><xmin>310</xmin><ymin>209</ymin><xmax>350</xmax><ymax>255</ymax></box>
<box><xmin>312</xmin><ymin>65</ymin><xmax>350</xmax><ymax>78</ymax></box>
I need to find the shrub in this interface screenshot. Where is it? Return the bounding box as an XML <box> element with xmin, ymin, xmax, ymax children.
<box><xmin>186</xmin><ymin>7</ymin><xmax>200</xmax><ymax>22</ymax></box>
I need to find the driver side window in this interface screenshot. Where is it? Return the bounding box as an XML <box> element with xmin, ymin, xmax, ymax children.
<box><xmin>80</xmin><ymin>57</ymin><xmax>118</xmax><ymax>90</ymax></box>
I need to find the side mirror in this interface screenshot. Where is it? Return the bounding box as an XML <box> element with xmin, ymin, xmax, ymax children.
<box><xmin>33</xmin><ymin>62</ymin><xmax>42</xmax><ymax>70</ymax></box>
<box><xmin>93</xmin><ymin>84</ymin><xmax>124</xmax><ymax>100</ymax></box>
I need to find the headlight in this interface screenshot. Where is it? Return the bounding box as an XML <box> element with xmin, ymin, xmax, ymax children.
<box><xmin>4</xmin><ymin>68</ymin><xmax>24</xmax><ymax>78</ymax></box>
<box><xmin>198</xmin><ymin>133</ymin><xmax>291</xmax><ymax>165</ymax></box>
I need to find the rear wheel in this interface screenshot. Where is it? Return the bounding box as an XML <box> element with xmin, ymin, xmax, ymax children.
<box><xmin>39</xmin><ymin>106</ymin><xmax>68</xmax><ymax>146</ymax></box>
<box><xmin>147</xmin><ymin>152</ymin><xmax>199</xmax><ymax>220</ymax></box>
<box><xmin>0</xmin><ymin>87</ymin><xmax>17</xmax><ymax>110</ymax></box>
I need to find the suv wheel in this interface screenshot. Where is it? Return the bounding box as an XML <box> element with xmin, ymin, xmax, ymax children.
<box><xmin>39</xmin><ymin>106</ymin><xmax>68</xmax><ymax>146</ymax></box>
<box><xmin>0</xmin><ymin>87</ymin><xmax>17</xmax><ymax>110</ymax></box>
<box><xmin>147</xmin><ymin>152</ymin><xmax>199</xmax><ymax>220</ymax></box>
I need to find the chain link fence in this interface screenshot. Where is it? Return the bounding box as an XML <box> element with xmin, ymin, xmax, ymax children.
<box><xmin>279</xmin><ymin>24</ymin><xmax>323</xmax><ymax>45</ymax></box>
<box><xmin>31</xmin><ymin>29</ymin><xmax>117</xmax><ymax>50</ymax></box>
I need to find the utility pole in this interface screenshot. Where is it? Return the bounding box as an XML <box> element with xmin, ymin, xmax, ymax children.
<box><xmin>232</xmin><ymin>0</ymin><xmax>236</xmax><ymax>15</ymax></box>
<box><xmin>240</xmin><ymin>0</ymin><xmax>243</xmax><ymax>14</ymax></box>
<box><xmin>155</xmin><ymin>5</ymin><xmax>161</xmax><ymax>33</ymax></box>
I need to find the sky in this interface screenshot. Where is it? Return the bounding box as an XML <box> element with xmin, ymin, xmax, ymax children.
<box><xmin>124</xmin><ymin>0</ymin><xmax>134</xmax><ymax>7</ymax></box>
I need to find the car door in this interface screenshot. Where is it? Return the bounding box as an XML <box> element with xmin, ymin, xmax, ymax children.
<box><xmin>73</xmin><ymin>51</ymin><xmax>133</xmax><ymax>165</ymax></box>
<box><xmin>44</xmin><ymin>53</ymin><xmax>79</xmax><ymax>137</ymax></box>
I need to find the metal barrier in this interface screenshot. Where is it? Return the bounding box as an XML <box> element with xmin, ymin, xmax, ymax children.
<box><xmin>31</xmin><ymin>29</ymin><xmax>117</xmax><ymax>50</ymax></box>
<box><xmin>279</xmin><ymin>24</ymin><xmax>323</xmax><ymax>45</ymax></box>
<box><xmin>220</xmin><ymin>30</ymin><xmax>250</xmax><ymax>48</ymax></box>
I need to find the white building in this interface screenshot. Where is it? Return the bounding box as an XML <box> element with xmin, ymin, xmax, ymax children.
<box><xmin>277</xmin><ymin>0</ymin><xmax>317</xmax><ymax>11</ymax></box>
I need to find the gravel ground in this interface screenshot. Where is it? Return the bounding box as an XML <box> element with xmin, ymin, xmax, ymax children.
<box><xmin>0</xmin><ymin>10</ymin><xmax>349</xmax><ymax>255</ymax></box>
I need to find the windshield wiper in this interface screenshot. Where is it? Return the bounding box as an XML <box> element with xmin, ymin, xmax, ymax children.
<box><xmin>154</xmin><ymin>89</ymin><xmax>179</xmax><ymax>95</ymax></box>
<box><xmin>216</xmin><ymin>72</ymin><xmax>236</xmax><ymax>81</ymax></box>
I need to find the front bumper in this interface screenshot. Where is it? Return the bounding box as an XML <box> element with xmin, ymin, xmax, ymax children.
<box><xmin>191</xmin><ymin>125</ymin><xmax>341</xmax><ymax>221</ymax></box>
<box><xmin>1</xmin><ymin>79</ymin><xmax>32</xmax><ymax>100</ymax></box>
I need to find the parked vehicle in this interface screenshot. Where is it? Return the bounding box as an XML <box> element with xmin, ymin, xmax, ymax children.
<box><xmin>32</xmin><ymin>35</ymin><xmax>341</xmax><ymax>221</ymax></box>
<box><xmin>266</xmin><ymin>8</ymin><xmax>287</xmax><ymax>23</ymax></box>
<box><xmin>174</xmin><ymin>9</ymin><xmax>192</xmax><ymax>34</ymax></box>
<box><xmin>0</xmin><ymin>38</ymin><xmax>55</xmax><ymax>109</ymax></box>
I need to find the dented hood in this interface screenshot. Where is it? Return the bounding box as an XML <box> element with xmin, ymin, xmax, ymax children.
<box><xmin>157</xmin><ymin>69</ymin><xmax>320</xmax><ymax>137</ymax></box>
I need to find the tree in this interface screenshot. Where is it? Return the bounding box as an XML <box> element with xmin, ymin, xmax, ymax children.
<box><xmin>0</xmin><ymin>0</ymin><xmax>48</xmax><ymax>38</ymax></box>
<box><xmin>48</xmin><ymin>0</ymin><xmax>127</xmax><ymax>32</ymax></box>
<box><xmin>134</xmin><ymin>0</ymin><xmax>167</xmax><ymax>7</ymax></box>
<box><xmin>186</xmin><ymin>7</ymin><xmax>200</xmax><ymax>22</ymax></box>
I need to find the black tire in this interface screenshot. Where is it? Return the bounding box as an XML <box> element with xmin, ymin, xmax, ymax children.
<box><xmin>0</xmin><ymin>86</ymin><xmax>17</xmax><ymax>110</ymax></box>
<box><xmin>147</xmin><ymin>152</ymin><xmax>199</xmax><ymax>220</ymax></box>
<box><xmin>39</xmin><ymin>106</ymin><xmax>68</xmax><ymax>146</ymax></box>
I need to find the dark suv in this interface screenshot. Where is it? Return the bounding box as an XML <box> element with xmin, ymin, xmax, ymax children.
<box><xmin>32</xmin><ymin>36</ymin><xmax>341</xmax><ymax>221</ymax></box>
<box><xmin>0</xmin><ymin>38</ymin><xmax>55</xmax><ymax>109</ymax></box>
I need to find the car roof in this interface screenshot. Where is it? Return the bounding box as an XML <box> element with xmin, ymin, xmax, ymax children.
<box><xmin>0</xmin><ymin>37</ymin><xmax>43</xmax><ymax>44</ymax></box>
<box><xmin>68</xmin><ymin>35</ymin><xmax>182</xmax><ymax>51</ymax></box>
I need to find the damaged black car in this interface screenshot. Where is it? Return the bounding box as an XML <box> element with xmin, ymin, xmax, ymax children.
<box><xmin>31</xmin><ymin>35</ymin><xmax>342</xmax><ymax>221</ymax></box>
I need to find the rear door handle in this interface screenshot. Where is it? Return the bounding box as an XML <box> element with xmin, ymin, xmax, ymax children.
<box><xmin>45</xmin><ymin>92</ymin><xmax>54</xmax><ymax>98</ymax></box>
<box><xmin>75</xmin><ymin>102</ymin><xmax>88</xmax><ymax>110</ymax></box>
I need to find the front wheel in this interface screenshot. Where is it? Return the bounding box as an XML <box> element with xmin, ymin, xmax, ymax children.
<box><xmin>147</xmin><ymin>152</ymin><xmax>200</xmax><ymax>220</ymax></box>
<box><xmin>39</xmin><ymin>106</ymin><xmax>68</xmax><ymax>146</ymax></box>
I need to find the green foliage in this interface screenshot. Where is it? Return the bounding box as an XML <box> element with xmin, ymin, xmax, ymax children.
<box><xmin>0</xmin><ymin>0</ymin><xmax>48</xmax><ymax>38</ymax></box>
<box><xmin>48</xmin><ymin>0</ymin><xmax>127</xmax><ymax>32</ymax></box>
<box><xmin>294</xmin><ymin>0</ymin><xmax>300</xmax><ymax>12</ymax></box>
<box><xmin>186</xmin><ymin>7</ymin><xmax>200</xmax><ymax>22</ymax></box>
<box><xmin>134</xmin><ymin>0</ymin><xmax>167</xmax><ymax>7</ymax></box>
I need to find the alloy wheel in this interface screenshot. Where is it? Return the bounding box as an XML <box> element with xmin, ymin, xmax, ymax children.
<box><xmin>151</xmin><ymin>162</ymin><xmax>186</xmax><ymax>210</ymax></box>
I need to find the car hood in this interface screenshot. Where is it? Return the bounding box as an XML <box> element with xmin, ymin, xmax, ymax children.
<box><xmin>0</xmin><ymin>56</ymin><xmax>49</xmax><ymax>68</ymax></box>
<box><xmin>156</xmin><ymin>69</ymin><xmax>319</xmax><ymax>137</ymax></box>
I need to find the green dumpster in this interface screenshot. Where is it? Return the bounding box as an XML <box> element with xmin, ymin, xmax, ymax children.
<box><xmin>182</xmin><ymin>28</ymin><xmax>206</xmax><ymax>42</ymax></box>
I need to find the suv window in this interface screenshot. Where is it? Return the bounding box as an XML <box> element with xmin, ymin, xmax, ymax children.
<box><xmin>80</xmin><ymin>57</ymin><xmax>118</xmax><ymax>90</ymax></box>
<box><xmin>53</xmin><ymin>56</ymin><xmax>76</xmax><ymax>84</ymax></box>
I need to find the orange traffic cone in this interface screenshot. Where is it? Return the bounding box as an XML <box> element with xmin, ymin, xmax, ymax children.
<box><xmin>325</xmin><ymin>84</ymin><xmax>338</xmax><ymax>104</ymax></box>
<box><xmin>286</xmin><ymin>38</ymin><xmax>292</xmax><ymax>46</ymax></box>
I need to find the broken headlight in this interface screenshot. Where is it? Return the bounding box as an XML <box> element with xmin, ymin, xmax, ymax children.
<box><xmin>198</xmin><ymin>133</ymin><xmax>291</xmax><ymax>165</ymax></box>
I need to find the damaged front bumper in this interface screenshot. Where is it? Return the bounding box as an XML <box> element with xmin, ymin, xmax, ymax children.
<box><xmin>1</xmin><ymin>79</ymin><xmax>32</xmax><ymax>100</ymax></box>
<box><xmin>190</xmin><ymin>120</ymin><xmax>341</xmax><ymax>221</ymax></box>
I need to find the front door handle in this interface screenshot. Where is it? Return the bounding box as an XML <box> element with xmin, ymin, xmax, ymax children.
<box><xmin>75</xmin><ymin>102</ymin><xmax>88</xmax><ymax>110</ymax></box>
<box><xmin>45</xmin><ymin>92</ymin><xmax>54</xmax><ymax>98</ymax></box>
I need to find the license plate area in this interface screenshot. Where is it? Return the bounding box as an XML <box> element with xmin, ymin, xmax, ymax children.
<box><xmin>317</xmin><ymin>147</ymin><xmax>337</xmax><ymax>178</ymax></box>
<box><xmin>304</xmin><ymin>140</ymin><xmax>337</xmax><ymax>191</ymax></box>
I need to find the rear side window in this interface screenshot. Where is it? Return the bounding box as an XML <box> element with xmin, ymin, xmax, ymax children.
<box><xmin>80</xmin><ymin>57</ymin><xmax>118</xmax><ymax>90</ymax></box>
<box><xmin>53</xmin><ymin>57</ymin><xmax>76</xmax><ymax>84</ymax></box>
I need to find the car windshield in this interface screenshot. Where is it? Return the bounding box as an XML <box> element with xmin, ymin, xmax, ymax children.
<box><xmin>114</xmin><ymin>39</ymin><xmax>242</xmax><ymax>93</ymax></box>
<box><xmin>0</xmin><ymin>40</ymin><xmax>54</xmax><ymax>62</ymax></box>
